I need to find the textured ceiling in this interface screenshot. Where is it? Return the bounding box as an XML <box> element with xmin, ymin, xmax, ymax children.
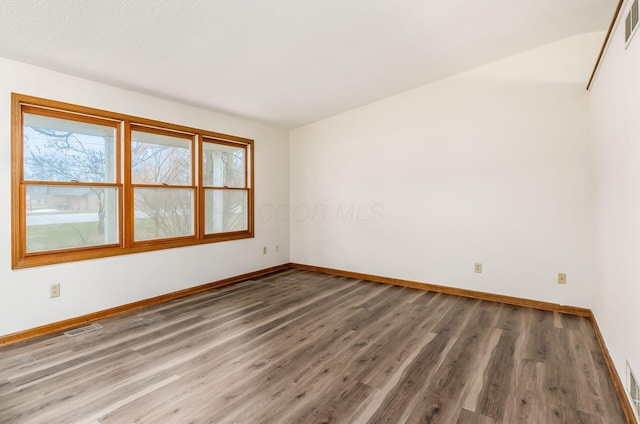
<box><xmin>0</xmin><ymin>0</ymin><xmax>616</xmax><ymax>128</ymax></box>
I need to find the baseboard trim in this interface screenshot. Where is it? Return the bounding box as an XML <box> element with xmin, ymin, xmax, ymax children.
<box><xmin>289</xmin><ymin>263</ymin><xmax>591</xmax><ymax>317</ymax></box>
<box><xmin>0</xmin><ymin>263</ymin><xmax>290</xmax><ymax>347</ymax></box>
<box><xmin>589</xmin><ymin>312</ymin><xmax>638</xmax><ymax>424</ymax></box>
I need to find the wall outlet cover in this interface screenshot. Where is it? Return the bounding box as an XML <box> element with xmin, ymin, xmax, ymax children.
<box><xmin>50</xmin><ymin>283</ymin><xmax>61</xmax><ymax>298</ymax></box>
<box><xmin>558</xmin><ymin>273</ymin><xmax>567</xmax><ymax>284</ymax></box>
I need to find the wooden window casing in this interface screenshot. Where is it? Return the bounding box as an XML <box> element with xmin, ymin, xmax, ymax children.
<box><xmin>11</xmin><ymin>93</ymin><xmax>254</xmax><ymax>269</ymax></box>
<box><xmin>200</xmin><ymin>137</ymin><xmax>253</xmax><ymax>241</ymax></box>
<box><xmin>127</xmin><ymin>125</ymin><xmax>197</xmax><ymax>246</ymax></box>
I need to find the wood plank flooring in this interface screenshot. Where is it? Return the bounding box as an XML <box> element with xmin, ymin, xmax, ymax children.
<box><xmin>0</xmin><ymin>269</ymin><xmax>627</xmax><ymax>423</ymax></box>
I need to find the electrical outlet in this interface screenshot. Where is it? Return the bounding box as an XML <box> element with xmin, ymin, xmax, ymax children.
<box><xmin>50</xmin><ymin>283</ymin><xmax>60</xmax><ymax>298</ymax></box>
<box><xmin>474</xmin><ymin>263</ymin><xmax>482</xmax><ymax>273</ymax></box>
<box><xmin>558</xmin><ymin>273</ymin><xmax>567</xmax><ymax>285</ymax></box>
<box><xmin>275</xmin><ymin>244</ymin><xmax>280</xmax><ymax>252</ymax></box>
<box><xmin>262</xmin><ymin>246</ymin><xmax>267</xmax><ymax>255</ymax></box>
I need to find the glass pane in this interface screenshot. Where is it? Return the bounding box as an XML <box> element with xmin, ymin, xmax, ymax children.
<box><xmin>26</xmin><ymin>185</ymin><xmax>119</xmax><ymax>252</ymax></box>
<box><xmin>205</xmin><ymin>189</ymin><xmax>248</xmax><ymax>234</ymax></box>
<box><xmin>23</xmin><ymin>113</ymin><xmax>117</xmax><ymax>183</ymax></box>
<box><xmin>202</xmin><ymin>141</ymin><xmax>245</xmax><ymax>188</ymax></box>
<box><xmin>134</xmin><ymin>188</ymin><xmax>194</xmax><ymax>241</ymax></box>
<box><xmin>131</xmin><ymin>130</ymin><xmax>192</xmax><ymax>185</ymax></box>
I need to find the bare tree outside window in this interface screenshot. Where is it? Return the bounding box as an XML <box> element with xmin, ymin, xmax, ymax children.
<box><xmin>22</xmin><ymin>113</ymin><xmax>118</xmax><ymax>252</ymax></box>
<box><xmin>131</xmin><ymin>130</ymin><xmax>194</xmax><ymax>241</ymax></box>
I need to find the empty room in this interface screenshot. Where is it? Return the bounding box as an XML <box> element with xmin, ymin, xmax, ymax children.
<box><xmin>0</xmin><ymin>0</ymin><xmax>639</xmax><ymax>423</ymax></box>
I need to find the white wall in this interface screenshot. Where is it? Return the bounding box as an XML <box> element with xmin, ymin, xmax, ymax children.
<box><xmin>290</xmin><ymin>33</ymin><xmax>604</xmax><ymax>307</ymax></box>
<box><xmin>0</xmin><ymin>58</ymin><xmax>290</xmax><ymax>337</ymax></box>
<box><xmin>589</xmin><ymin>0</ymin><xmax>640</xmax><ymax>402</ymax></box>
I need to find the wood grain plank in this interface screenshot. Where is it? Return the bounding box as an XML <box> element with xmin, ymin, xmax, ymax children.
<box><xmin>404</xmin><ymin>301</ymin><xmax>500</xmax><ymax>424</ymax></box>
<box><xmin>456</xmin><ymin>408</ymin><xmax>496</xmax><ymax>424</ymax></box>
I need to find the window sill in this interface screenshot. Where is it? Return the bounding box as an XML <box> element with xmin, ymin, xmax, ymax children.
<box><xmin>12</xmin><ymin>231</ymin><xmax>254</xmax><ymax>269</ymax></box>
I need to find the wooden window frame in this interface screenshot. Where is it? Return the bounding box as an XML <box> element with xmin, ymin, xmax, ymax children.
<box><xmin>199</xmin><ymin>136</ymin><xmax>253</xmax><ymax>240</ymax></box>
<box><xmin>11</xmin><ymin>93</ymin><xmax>255</xmax><ymax>269</ymax></box>
<box><xmin>127</xmin><ymin>125</ymin><xmax>198</xmax><ymax>246</ymax></box>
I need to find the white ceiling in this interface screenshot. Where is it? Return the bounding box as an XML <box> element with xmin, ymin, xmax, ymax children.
<box><xmin>0</xmin><ymin>0</ymin><xmax>616</xmax><ymax>128</ymax></box>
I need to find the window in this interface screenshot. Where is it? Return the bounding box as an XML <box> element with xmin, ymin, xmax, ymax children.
<box><xmin>201</xmin><ymin>138</ymin><xmax>249</xmax><ymax>235</ymax></box>
<box><xmin>12</xmin><ymin>94</ymin><xmax>254</xmax><ymax>268</ymax></box>
<box><xmin>130</xmin><ymin>127</ymin><xmax>195</xmax><ymax>242</ymax></box>
<box><xmin>21</xmin><ymin>109</ymin><xmax>121</xmax><ymax>254</ymax></box>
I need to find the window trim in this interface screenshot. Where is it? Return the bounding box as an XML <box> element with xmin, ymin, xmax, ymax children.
<box><xmin>127</xmin><ymin>124</ymin><xmax>198</xmax><ymax>246</ymax></box>
<box><xmin>200</xmin><ymin>136</ymin><xmax>252</xmax><ymax>238</ymax></box>
<box><xmin>19</xmin><ymin>106</ymin><xmax>123</xmax><ymax>257</ymax></box>
<box><xmin>11</xmin><ymin>93</ymin><xmax>255</xmax><ymax>269</ymax></box>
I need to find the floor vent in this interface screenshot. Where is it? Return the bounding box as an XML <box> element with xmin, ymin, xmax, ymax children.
<box><xmin>625</xmin><ymin>0</ymin><xmax>639</xmax><ymax>46</ymax></box>
<box><xmin>627</xmin><ymin>361</ymin><xmax>640</xmax><ymax>417</ymax></box>
<box><xmin>64</xmin><ymin>323</ymin><xmax>103</xmax><ymax>337</ymax></box>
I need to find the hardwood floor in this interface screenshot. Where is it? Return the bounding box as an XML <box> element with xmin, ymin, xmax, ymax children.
<box><xmin>0</xmin><ymin>269</ymin><xmax>627</xmax><ymax>423</ymax></box>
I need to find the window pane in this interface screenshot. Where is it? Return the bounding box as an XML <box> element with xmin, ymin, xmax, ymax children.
<box><xmin>205</xmin><ymin>189</ymin><xmax>248</xmax><ymax>234</ymax></box>
<box><xmin>202</xmin><ymin>142</ymin><xmax>245</xmax><ymax>187</ymax></box>
<box><xmin>23</xmin><ymin>113</ymin><xmax>117</xmax><ymax>183</ymax></box>
<box><xmin>134</xmin><ymin>188</ymin><xmax>194</xmax><ymax>241</ymax></box>
<box><xmin>131</xmin><ymin>130</ymin><xmax>192</xmax><ymax>185</ymax></box>
<box><xmin>25</xmin><ymin>185</ymin><xmax>119</xmax><ymax>252</ymax></box>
